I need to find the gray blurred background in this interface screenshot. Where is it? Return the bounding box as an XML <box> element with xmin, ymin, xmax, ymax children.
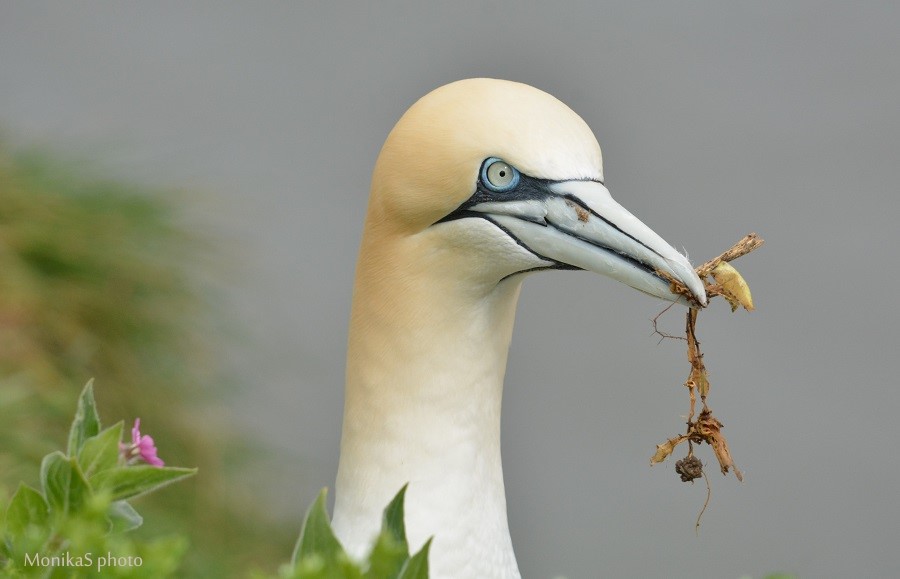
<box><xmin>2</xmin><ymin>2</ymin><xmax>898</xmax><ymax>577</ymax></box>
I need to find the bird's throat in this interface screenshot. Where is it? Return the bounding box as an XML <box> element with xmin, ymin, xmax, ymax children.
<box><xmin>333</xmin><ymin>228</ymin><xmax>523</xmax><ymax>578</ymax></box>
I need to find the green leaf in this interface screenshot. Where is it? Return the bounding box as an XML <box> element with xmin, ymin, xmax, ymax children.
<box><xmin>67</xmin><ymin>379</ymin><xmax>101</xmax><ymax>456</ymax></box>
<box><xmin>292</xmin><ymin>554</ymin><xmax>363</xmax><ymax>579</ymax></box>
<box><xmin>292</xmin><ymin>488</ymin><xmax>345</xmax><ymax>567</ymax></box>
<box><xmin>107</xmin><ymin>500</ymin><xmax>143</xmax><ymax>533</ymax></box>
<box><xmin>40</xmin><ymin>451</ymin><xmax>89</xmax><ymax>517</ymax></box>
<box><xmin>382</xmin><ymin>484</ymin><xmax>409</xmax><ymax>548</ymax></box>
<box><xmin>78</xmin><ymin>421</ymin><xmax>123</xmax><ymax>477</ymax></box>
<box><xmin>365</xmin><ymin>533</ymin><xmax>407</xmax><ymax>579</ymax></box>
<box><xmin>6</xmin><ymin>483</ymin><xmax>49</xmax><ymax>535</ymax></box>
<box><xmin>397</xmin><ymin>538</ymin><xmax>431</xmax><ymax>579</ymax></box>
<box><xmin>90</xmin><ymin>465</ymin><xmax>197</xmax><ymax>501</ymax></box>
<box><xmin>364</xmin><ymin>485</ymin><xmax>410</xmax><ymax>579</ymax></box>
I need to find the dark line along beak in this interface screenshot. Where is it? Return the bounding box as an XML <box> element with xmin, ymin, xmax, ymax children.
<box><xmin>468</xmin><ymin>179</ymin><xmax>707</xmax><ymax>306</ymax></box>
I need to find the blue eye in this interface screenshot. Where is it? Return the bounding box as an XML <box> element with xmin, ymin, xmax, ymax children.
<box><xmin>481</xmin><ymin>158</ymin><xmax>520</xmax><ymax>192</ymax></box>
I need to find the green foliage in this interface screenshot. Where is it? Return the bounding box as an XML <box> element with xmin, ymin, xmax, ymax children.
<box><xmin>90</xmin><ymin>466</ymin><xmax>196</xmax><ymax>503</ymax></box>
<box><xmin>256</xmin><ymin>486</ymin><xmax>431</xmax><ymax>579</ymax></box>
<box><xmin>78</xmin><ymin>423</ymin><xmax>124</xmax><ymax>478</ymax></box>
<box><xmin>364</xmin><ymin>485</ymin><xmax>410</xmax><ymax>579</ymax></box>
<box><xmin>5</xmin><ymin>485</ymin><xmax>49</xmax><ymax>538</ymax></box>
<box><xmin>292</xmin><ymin>490</ymin><xmax>347</xmax><ymax>572</ymax></box>
<box><xmin>0</xmin><ymin>379</ymin><xmax>786</xmax><ymax>579</ymax></box>
<box><xmin>67</xmin><ymin>380</ymin><xmax>101</xmax><ymax>457</ymax></box>
<box><xmin>0</xmin><ymin>139</ymin><xmax>293</xmax><ymax>575</ymax></box>
<box><xmin>1</xmin><ymin>381</ymin><xmax>196</xmax><ymax>577</ymax></box>
<box><xmin>40</xmin><ymin>452</ymin><xmax>90</xmax><ymax>518</ymax></box>
<box><xmin>396</xmin><ymin>540</ymin><xmax>431</xmax><ymax>579</ymax></box>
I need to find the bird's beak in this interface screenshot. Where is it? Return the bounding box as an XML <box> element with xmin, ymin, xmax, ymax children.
<box><xmin>469</xmin><ymin>180</ymin><xmax>707</xmax><ymax>306</ymax></box>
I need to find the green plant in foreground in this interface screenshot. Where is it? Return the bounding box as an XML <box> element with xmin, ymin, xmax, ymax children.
<box><xmin>1</xmin><ymin>380</ymin><xmax>427</xmax><ymax>579</ymax></box>
<box><xmin>0</xmin><ymin>140</ymin><xmax>291</xmax><ymax>577</ymax></box>
<box><xmin>1</xmin><ymin>381</ymin><xmax>196</xmax><ymax>577</ymax></box>
<box><xmin>257</xmin><ymin>485</ymin><xmax>429</xmax><ymax>579</ymax></box>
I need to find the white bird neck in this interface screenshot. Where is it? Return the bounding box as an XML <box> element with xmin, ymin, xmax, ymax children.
<box><xmin>332</xmin><ymin>223</ymin><xmax>525</xmax><ymax>579</ymax></box>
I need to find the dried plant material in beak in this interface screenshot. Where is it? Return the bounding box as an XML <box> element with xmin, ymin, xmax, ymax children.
<box><xmin>711</xmin><ymin>262</ymin><xmax>754</xmax><ymax>312</ymax></box>
<box><xmin>649</xmin><ymin>232</ymin><xmax>762</xmax><ymax>528</ymax></box>
<box><xmin>696</xmin><ymin>409</ymin><xmax>743</xmax><ymax>481</ymax></box>
<box><xmin>650</xmin><ymin>435</ymin><xmax>689</xmax><ymax>465</ymax></box>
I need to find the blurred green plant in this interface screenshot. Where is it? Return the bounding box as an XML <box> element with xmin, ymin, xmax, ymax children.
<box><xmin>0</xmin><ymin>139</ymin><xmax>292</xmax><ymax>575</ymax></box>
<box><xmin>254</xmin><ymin>485</ymin><xmax>430</xmax><ymax>579</ymax></box>
<box><xmin>1</xmin><ymin>381</ymin><xmax>428</xmax><ymax>578</ymax></box>
<box><xmin>1</xmin><ymin>381</ymin><xmax>196</xmax><ymax>577</ymax></box>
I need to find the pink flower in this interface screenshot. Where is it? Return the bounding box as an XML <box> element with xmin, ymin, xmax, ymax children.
<box><xmin>119</xmin><ymin>418</ymin><xmax>165</xmax><ymax>467</ymax></box>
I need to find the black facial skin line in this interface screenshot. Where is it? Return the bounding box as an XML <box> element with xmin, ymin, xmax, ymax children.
<box><xmin>432</xmin><ymin>159</ymin><xmax>667</xmax><ymax>281</ymax></box>
<box><xmin>480</xmin><ymin>215</ymin><xmax>579</xmax><ymax>273</ymax></box>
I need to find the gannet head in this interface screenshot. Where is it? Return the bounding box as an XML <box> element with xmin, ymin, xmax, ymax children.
<box><xmin>367</xmin><ymin>77</ymin><xmax>706</xmax><ymax>306</ymax></box>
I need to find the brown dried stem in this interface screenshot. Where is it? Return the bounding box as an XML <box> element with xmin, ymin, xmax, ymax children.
<box><xmin>695</xmin><ymin>232</ymin><xmax>765</xmax><ymax>279</ymax></box>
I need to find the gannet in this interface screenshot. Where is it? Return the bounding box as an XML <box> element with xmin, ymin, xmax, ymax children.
<box><xmin>331</xmin><ymin>78</ymin><xmax>707</xmax><ymax>578</ymax></box>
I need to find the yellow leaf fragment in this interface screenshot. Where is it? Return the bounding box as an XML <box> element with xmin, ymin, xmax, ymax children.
<box><xmin>688</xmin><ymin>367</ymin><xmax>710</xmax><ymax>399</ymax></box>
<box><xmin>650</xmin><ymin>435</ymin><xmax>689</xmax><ymax>465</ymax></box>
<box><xmin>685</xmin><ymin>308</ymin><xmax>709</xmax><ymax>400</ymax></box>
<box><xmin>711</xmin><ymin>262</ymin><xmax>754</xmax><ymax>312</ymax></box>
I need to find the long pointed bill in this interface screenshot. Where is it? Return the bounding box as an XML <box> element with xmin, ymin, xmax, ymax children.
<box><xmin>471</xmin><ymin>180</ymin><xmax>707</xmax><ymax>306</ymax></box>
